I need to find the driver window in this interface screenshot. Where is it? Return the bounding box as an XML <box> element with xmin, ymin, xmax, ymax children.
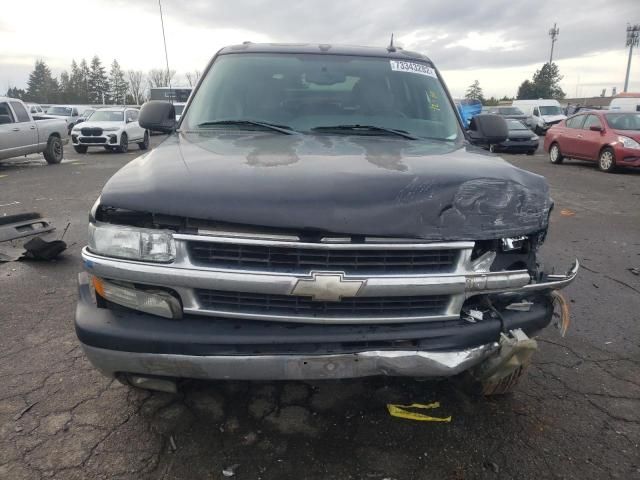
<box><xmin>0</xmin><ymin>102</ymin><xmax>15</xmax><ymax>124</ymax></box>
<box><xmin>582</xmin><ymin>115</ymin><xmax>602</xmax><ymax>130</ymax></box>
<box><xmin>533</xmin><ymin>107</ymin><xmax>540</xmax><ymax>116</ymax></box>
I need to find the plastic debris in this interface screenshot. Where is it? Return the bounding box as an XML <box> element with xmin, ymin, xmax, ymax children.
<box><xmin>628</xmin><ymin>267</ymin><xmax>640</xmax><ymax>276</ymax></box>
<box><xmin>0</xmin><ymin>213</ymin><xmax>66</xmax><ymax>262</ymax></box>
<box><xmin>386</xmin><ymin>402</ymin><xmax>452</xmax><ymax>422</ymax></box>
<box><xmin>222</xmin><ymin>464</ymin><xmax>240</xmax><ymax>477</ymax></box>
<box><xmin>169</xmin><ymin>435</ymin><xmax>177</xmax><ymax>452</ymax></box>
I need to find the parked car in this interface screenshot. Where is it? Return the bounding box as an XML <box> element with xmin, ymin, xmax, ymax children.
<box><xmin>485</xmin><ymin>106</ymin><xmax>533</xmax><ymax>128</ymax></box>
<box><xmin>70</xmin><ymin>107</ymin><xmax>149</xmax><ymax>153</ymax></box>
<box><xmin>545</xmin><ymin>111</ymin><xmax>640</xmax><ymax>172</ymax></box>
<box><xmin>609</xmin><ymin>93</ymin><xmax>640</xmax><ymax>112</ymax></box>
<box><xmin>0</xmin><ymin>97</ymin><xmax>68</xmax><ymax>164</ymax></box>
<box><xmin>76</xmin><ymin>43</ymin><xmax>577</xmax><ymax>396</ymax></box>
<box><xmin>76</xmin><ymin>108</ymin><xmax>97</xmax><ymax>125</ymax></box>
<box><xmin>512</xmin><ymin>99</ymin><xmax>566</xmax><ymax>135</ymax></box>
<box><xmin>41</xmin><ymin>105</ymin><xmax>81</xmax><ymax>133</ymax></box>
<box><xmin>487</xmin><ymin>119</ymin><xmax>539</xmax><ymax>155</ymax></box>
<box><xmin>174</xmin><ymin>102</ymin><xmax>186</xmax><ymax>121</ymax></box>
<box><xmin>24</xmin><ymin>102</ymin><xmax>46</xmax><ymax>118</ymax></box>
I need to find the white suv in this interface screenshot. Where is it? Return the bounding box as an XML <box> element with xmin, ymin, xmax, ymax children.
<box><xmin>71</xmin><ymin>107</ymin><xmax>149</xmax><ymax>153</ymax></box>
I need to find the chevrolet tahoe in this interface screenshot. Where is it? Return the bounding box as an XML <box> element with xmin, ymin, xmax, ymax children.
<box><xmin>75</xmin><ymin>43</ymin><xmax>578</xmax><ymax>395</ymax></box>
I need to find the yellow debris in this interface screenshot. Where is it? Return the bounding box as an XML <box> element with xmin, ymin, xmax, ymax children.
<box><xmin>386</xmin><ymin>402</ymin><xmax>452</xmax><ymax>422</ymax></box>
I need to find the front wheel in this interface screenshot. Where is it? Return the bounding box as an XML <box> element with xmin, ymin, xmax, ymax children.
<box><xmin>44</xmin><ymin>136</ymin><xmax>64</xmax><ymax>164</ymax></box>
<box><xmin>598</xmin><ymin>147</ymin><xmax>616</xmax><ymax>173</ymax></box>
<box><xmin>138</xmin><ymin>131</ymin><xmax>149</xmax><ymax>150</ymax></box>
<box><xmin>549</xmin><ymin>143</ymin><xmax>564</xmax><ymax>164</ymax></box>
<box><xmin>117</xmin><ymin>133</ymin><xmax>128</xmax><ymax>153</ymax></box>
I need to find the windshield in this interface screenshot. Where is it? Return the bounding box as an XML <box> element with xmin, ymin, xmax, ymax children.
<box><xmin>174</xmin><ymin>105</ymin><xmax>185</xmax><ymax>115</ymax></box>
<box><xmin>498</xmin><ymin>107</ymin><xmax>524</xmax><ymax>115</ymax></box>
<box><xmin>605</xmin><ymin>113</ymin><xmax>640</xmax><ymax>130</ymax></box>
<box><xmin>539</xmin><ymin>106</ymin><xmax>562</xmax><ymax>116</ymax></box>
<box><xmin>506</xmin><ymin>119</ymin><xmax>529</xmax><ymax>130</ymax></box>
<box><xmin>184</xmin><ymin>53</ymin><xmax>462</xmax><ymax>142</ymax></box>
<box><xmin>89</xmin><ymin>111</ymin><xmax>124</xmax><ymax>122</ymax></box>
<box><xmin>82</xmin><ymin>109</ymin><xmax>95</xmax><ymax>118</ymax></box>
<box><xmin>47</xmin><ymin>106</ymin><xmax>72</xmax><ymax>116</ymax></box>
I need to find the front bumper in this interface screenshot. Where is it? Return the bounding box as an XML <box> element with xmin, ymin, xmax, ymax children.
<box><xmin>615</xmin><ymin>146</ymin><xmax>640</xmax><ymax>167</ymax></box>
<box><xmin>494</xmin><ymin>139</ymin><xmax>539</xmax><ymax>152</ymax></box>
<box><xmin>72</xmin><ymin>132</ymin><xmax>120</xmax><ymax>147</ymax></box>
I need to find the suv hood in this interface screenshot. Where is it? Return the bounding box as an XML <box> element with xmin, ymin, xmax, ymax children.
<box><xmin>99</xmin><ymin>132</ymin><xmax>551</xmax><ymax>241</ymax></box>
<box><xmin>541</xmin><ymin>114</ymin><xmax>566</xmax><ymax>123</ymax></box>
<box><xmin>76</xmin><ymin>121</ymin><xmax>123</xmax><ymax>129</ymax></box>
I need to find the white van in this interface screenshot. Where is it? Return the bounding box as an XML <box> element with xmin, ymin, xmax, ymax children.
<box><xmin>609</xmin><ymin>94</ymin><xmax>640</xmax><ymax>112</ymax></box>
<box><xmin>511</xmin><ymin>99</ymin><xmax>566</xmax><ymax>135</ymax></box>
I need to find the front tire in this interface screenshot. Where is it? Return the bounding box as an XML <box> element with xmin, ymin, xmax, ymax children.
<box><xmin>43</xmin><ymin>136</ymin><xmax>63</xmax><ymax>164</ymax></box>
<box><xmin>526</xmin><ymin>149</ymin><xmax>536</xmax><ymax>156</ymax></box>
<box><xmin>73</xmin><ymin>145</ymin><xmax>88</xmax><ymax>154</ymax></box>
<box><xmin>598</xmin><ymin>147</ymin><xmax>616</xmax><ymax>173</ymax></box>
<box><xmin>549</xmin><ymin>143</ymin><xmax>563</xmax><ymax>164</ymax></box>
<box><xmin>138</xmin><ymin>130</ymin><xmax>149</xmax><ymax>150</ymax></box>
<box><xmin>117</xmin><ymin>133</ymin><xmax>128</xmax><ymax>153</ymax></box>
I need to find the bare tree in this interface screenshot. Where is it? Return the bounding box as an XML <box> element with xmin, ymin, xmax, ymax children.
<box><xmin>185</xmin><ymin>70</ymin><xmax>202</xmax><ymax>87</ymax></box>
<box><xmin>127</xmin><ymin>70</ymin><xmax>145</xmax><ymax>105</ymax></box>
<box><xmin>147</xmin><ymin>68</ymin><xmax>176</xmax><ymax>88</ymax></box>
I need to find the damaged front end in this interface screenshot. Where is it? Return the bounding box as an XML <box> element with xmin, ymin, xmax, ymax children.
<box><xmin>77</xmin><ymin>205</ymin><xmax>578</xmax><ymax>393</ymax></box>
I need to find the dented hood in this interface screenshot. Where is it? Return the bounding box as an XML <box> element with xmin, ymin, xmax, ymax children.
<box><xmin>99</xmin><ymin>131</ymin><xmax>551</xmax><ymax>241</ymax></box>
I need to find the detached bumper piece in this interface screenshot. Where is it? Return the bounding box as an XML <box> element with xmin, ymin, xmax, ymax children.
<box><xmin>0</xmin><ymin>213</ymin><xmax>66</xmax><ymax>262</ymax></box>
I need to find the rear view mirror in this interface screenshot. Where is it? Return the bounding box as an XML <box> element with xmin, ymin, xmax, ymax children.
<box><xmin>589</xmin><ymin>125</ymin><xmax>603</xmax><ymax>132</ymax></box>
<box><xmin>467</xmin><ymin>114</ymin><xmax>508</xmax><ymax>145</ymax></box>
<box><xmin>139</xmin><ymin>101</ymin><xmax>176</xmax><ymax>133</ymax></box>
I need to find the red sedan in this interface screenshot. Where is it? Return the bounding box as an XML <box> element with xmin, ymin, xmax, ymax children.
<box><xmin>544</xmin><ymin>111</ymin><xmax>640</xmax><ymax>172</ymax></box>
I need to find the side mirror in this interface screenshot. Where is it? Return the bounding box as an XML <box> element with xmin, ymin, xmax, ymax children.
<box><xmin>467</xmin><ymin>114</ymin><xmax>508</xmax><ymax>145</ymax></box>
<box><xmin>139</xmin><ymin>101</ymin><xmax>176</xmax><ymax>133</ymax></box>
<box><xmin>589</xmin><ymin>125</ymin><xmax>603</xmax><ymax>132</ymax></box>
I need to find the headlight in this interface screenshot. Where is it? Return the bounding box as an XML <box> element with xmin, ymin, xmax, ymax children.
<box><xmin>88</xmin><ymin>223</ymin><xmax>176</xmax><ymax>262</ymax></box>
<box><xmin>530</xmin><ymin>135</ymin><xmax>539</xmax><ymax>140</ymax></box>
<box><xmin>102</xmin><ymin>127</ymin><xmax>120</xmax><ymax>132</ymax></box>
<box><xmin>618</xmin><ymin>135</ymin><xmax>640</xmax><ymax>149</ymax></box>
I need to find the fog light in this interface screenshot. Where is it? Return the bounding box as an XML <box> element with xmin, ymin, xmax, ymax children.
<box><xmin>109</xmin><ymin>134</ymin><xmax>117</xmax><ymax>144</ymax></box>
<box><xmin>501</xmin><ymin>236</ymin><xmax>527</xmax><ymax>252</ymax></box>
<box><xmin>92</xmin><ymin>276</ymin><xmax>182</xmax><ymax>319</ymax></box>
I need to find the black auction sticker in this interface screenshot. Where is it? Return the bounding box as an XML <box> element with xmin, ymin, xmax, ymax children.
<box><xmin>389</xmin><ymin>60</ymin><xmax>437</xmax><ymax>78</ymax></box>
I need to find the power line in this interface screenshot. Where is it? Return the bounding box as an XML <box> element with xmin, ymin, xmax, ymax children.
<box><xmin>548</xmin><ymin>23</ymin><xmax>559</xmax><ymax>64</ymax></box>
<box><xmin>158</xmin><ymin>0</ymin><xmax>173</xmax><ymax>101</ymax></box>
<box><xmin>624</xmin><ymin>24</ymin><xmax>639</xmax><ymax>93</ymax></box>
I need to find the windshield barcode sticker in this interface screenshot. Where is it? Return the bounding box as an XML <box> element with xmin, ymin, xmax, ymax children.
<box><xmin>389</xmin><ymin>60</ymin><xmax>437</xmax><ymax>78</ymax></box>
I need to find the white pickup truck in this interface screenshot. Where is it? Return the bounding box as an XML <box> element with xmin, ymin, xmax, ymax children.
<box><xmin>0</xmin><ymin>97</ymin><xmax>69</xmax><ymax>164</ymax></box>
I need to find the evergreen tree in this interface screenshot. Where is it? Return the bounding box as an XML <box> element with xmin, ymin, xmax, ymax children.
<box><xmin>79</xmin><ymin>59</ymin><xmax>91</xmax><ymax>103</ymax></box>
<box><xmin>26</xmin><ymin>60</ymin><xmax>59</xmax><ymax>103</ymax></box>
<box><xmin>516</xmin><ymin>62</ymin><xmax>565</xmax><ymax>100</ymax></box>
<box><xmin>108</xmin><ymin>60</ymin><xmax>128</xmax><ymax>105</ymax></box>
<box><xmin>59</xmin><ymin>71</ymin><xmax>73</xmax><ymax>103</ymax></box>
<box><xmin>6</xmin><ymin>87</ymin><xmax>27</xmax><ymax>100</ymax></box>
<box><xmin>88</xmin><ymin>56</ymin><xmax>109</xmax><ymax>104</ymax></box>
<box><xmin>465</xmin><ymin>80</ymin><xmax>485</xmax><ymax>103</ymax></box>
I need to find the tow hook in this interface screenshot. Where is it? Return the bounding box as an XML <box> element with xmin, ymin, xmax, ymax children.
<box><xmin>472</xmin><ymin>329</ymin><xmax>537</xmax><ymax>391</ymax></box>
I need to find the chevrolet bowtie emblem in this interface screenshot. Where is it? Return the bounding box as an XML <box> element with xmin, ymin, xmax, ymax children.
<box><xmin>290</xmin><ymin>272</ymin><xmax>366</xmax><ymax>302</ymax></box>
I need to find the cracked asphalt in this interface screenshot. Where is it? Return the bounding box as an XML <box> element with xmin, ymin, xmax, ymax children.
<box><xmin>1</xmin><ymin>138</ymin><xmax>638</xmax><ymax>480</ymax></box>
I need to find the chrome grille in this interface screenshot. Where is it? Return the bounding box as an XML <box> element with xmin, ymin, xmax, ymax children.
<box><xmin>195</xmin><ymin>289</ymin><xmax>450</xmax><ymax>318</ymax></box>
<box><xmin>187</xmin><ymin>241</ymin><xmax>458</xmax><ymax>274</ymax></box>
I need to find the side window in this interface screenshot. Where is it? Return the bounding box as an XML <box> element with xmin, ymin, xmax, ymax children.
<box><xmin>125</xmin><ymin>110</ymin><xmax>134</xmax><ymax>122</ymax></box>
<box><xmin>566</xmin><ymin>115</ymin><xmax>586</xmax><ymax>129</ymax></box>
<box><xmin>582</xmin><ymin>115</ymin><xmax>602</xmax><ymax>130</ymax></box>
<box><xmin>30</xmin><ymin>106</ymin><xmax>37</xmax><ymax>114</ymax></box>
<box><xmin>72</xmin><ymin>108</ymin><xmax>79</xmax><ymax>116</ymax></box>
<box><xmin>0</xmin><ymin>102</ymin><xmax>15</xmax><ymax>124</ymax></box>
<box><xmin>10</xmin><ymin>102</ymin><xmax>31</xmax><ymax>123</ymax></box>
<box><xmin>129</xmin><ymin>110</ymin><xmax>139</xmax><ymax>121</ymax></box>
<box><xmin>533</xmin><ymin>107</ymin><xmax>540</xmax><ymax>116</ymax></box>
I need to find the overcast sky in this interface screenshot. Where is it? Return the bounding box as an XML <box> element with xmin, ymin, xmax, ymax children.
<box><xmin>1</xmin><ymin>0</ymin><xmax>638</xmax><ymax>99</ymax></box>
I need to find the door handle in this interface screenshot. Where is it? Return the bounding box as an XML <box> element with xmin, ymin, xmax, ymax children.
<box><xmin>577</xmin><ymin>134</ymin><xmax>583</xmax><ymax>138</ymax></box>
<box><xmin>30</xmin><ymin>125</ymin><xmax>36</xmax><ymax>130</ymax></box>
<box><xmin>12</xmin><ymin>127</ymin><xmax>19</xmax><ymax>131</ymax></box>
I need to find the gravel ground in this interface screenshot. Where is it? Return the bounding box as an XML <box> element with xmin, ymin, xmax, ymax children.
<box><xmin>0</xmin><ymin>138</ymin><xmax>638</xmax><ymax>480</ymax></box>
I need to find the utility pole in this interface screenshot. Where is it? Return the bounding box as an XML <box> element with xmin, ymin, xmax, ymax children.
<box><xmin>624</xmin><ymin>24</ymin><xmax>639</xmax><ymax>93</ymax></box>
<box><xmin>548</xmin><ymin>23</ymin><xmax>560</xmax><ymax>64</ymax></box>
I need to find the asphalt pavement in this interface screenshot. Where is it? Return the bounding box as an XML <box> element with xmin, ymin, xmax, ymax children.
<box><xmin>0</xmin><ymin>138</ymin><xmax>638</xmax><ymax>480</ymax></box>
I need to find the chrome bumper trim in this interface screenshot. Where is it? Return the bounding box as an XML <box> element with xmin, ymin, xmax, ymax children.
<box><xmin>81</xmin><ymin>342</ymin><xmax>499</xmax><ymax>380</ymax></box>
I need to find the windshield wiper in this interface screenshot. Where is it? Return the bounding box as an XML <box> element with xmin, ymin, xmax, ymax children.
<box><xmin>311</xmin><ymin>124</ymin><xmax>417</xmax><ymax>140</ymax></box>
<box><xmin>196</xmin><ymin>120</ymin><xmax>295</xmax><ymax>135</ymax></box>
